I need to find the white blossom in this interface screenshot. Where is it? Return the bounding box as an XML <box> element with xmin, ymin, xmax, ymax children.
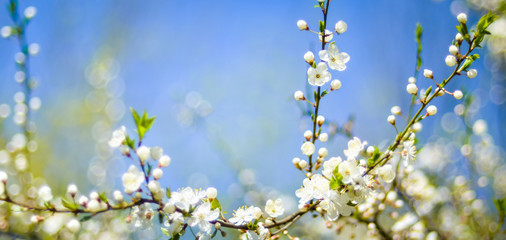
<box><xmin>265</xmin><ymin>199</ymin><xmax>284</xmax><ymax>218</ymax></box>
<box><xmin>122</xmin><ymin>165</ymin><xmax>144</xmax><ymax>194</ymax></box>
<box><xmin>38</xmin><ymin>185</ymin><xmax>53</xmax><ymax>202</ymax></box>
<box><xmin>378</xmin><ymin>164</ymin><xmax>395</xmax><ymax>183</ymax></box>
<box><xmin>296</xmin><ymin>174</ymin><xmax>329</xmax><ymax>205</ymax></box>
<box><xmin>338</xmin><ymin>160</ymin><xmax>360</xmax><ymax>185</ymax></box>
<box><xmin>170</xmin><ymin>187</ymin><xmax>205</xmax><ymax>212</ymax></box>
<box><xmin>319</xmin><ymin>43</ymin><xmax>349</xmax><ymax>71</ymax></box>
<box><xmin>307</xmin><ymin>62</ymin><xmax>331</xmax><ymax>86</ymax></box>
<box><xmin>229</xmin><ymin>206</ymin><xmax>262</xmax><ymax>225</ymax></box>
<box><xmin>108</xmin><ymin>126</ymin><xmax>127</xmax><ymax>148</ymax></box>
<box><xmin>323</xmin><ymin>157</ymin><xmax>342</xmax><ymax>178</ymax></box>
<box><xmin>402</xmin><ymin>140</ymin><xmax>416</xmax><ymax>167</ymax></box>
<box><xmin>131</xmin><ymin>203</ymin><xmax>154</xmax><ymax>230</ymax></box>
<box><xmin>164</xmin><ymin>212</ymin><xmax>185</xmax><ymax>236</ymax></box>
<box><xmin>320</xmin><ymin>191</ymin><xmax>354</xmax><ymax>221</ymax></box>
<box><xmin>343</xmin><ymin>137</ymin><xmax>366</xmax><ymax>159</ymax></box>
<box><xmin>188</xmin><ymin>202</ymin><xmax>219</xmax><ymax>234</ymax></box>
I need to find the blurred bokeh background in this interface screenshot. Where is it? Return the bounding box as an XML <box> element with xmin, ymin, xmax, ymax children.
<box><xmin>0</xmin><ymin>0</ymin><xmax>505</xmax><ymax>238</ymax></box>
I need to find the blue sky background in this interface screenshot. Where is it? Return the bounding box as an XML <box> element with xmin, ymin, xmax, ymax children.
<box><xmin>0</xmin><ymin>0</ymin><xmax>504</xmax><ymax>226</ymax></box>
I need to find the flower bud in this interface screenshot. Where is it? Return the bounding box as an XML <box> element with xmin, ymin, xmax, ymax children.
<box><xmin>301</xmin><ymin>142</ymin><xmax>315</xmax><ymax>156</ymax></box>
<box><xmin>319</xmin><ymin>133</ymin><xmax>328</xmax><ymax>142</ymax></box>
<box><xmin>406</xmin><ymin>83</ymin><xmax>418</xmax><ymax>95</ymax></box>
<box><xmin>319</xmin><ymin>29</ymin><xmax>333</xmax><ymax>42</ymax></box>
<box><xmin>90</xmin><ymin>191</ymin><xmax>99</xmax><ymax>200</ymax></box>
<box><xmin>292</xmin><ymin>157</ymin><xmax>301</xmax><ymax>166</ymax></box>
<box><xmin>412</xmin><ymin>122</ymin><xmax>422</xmax><ymax>133</ymax></box>
<box><xmin>66</xmin><ymin>219</ymin><xmax>81</xmax><ymax>233</ymax></box>
<box><xmin>304</xmin><ymin>51</ymin><xmax>314</xmax><ymax>64</ymax></box>
<box><xmin>449</xmin><ymin>45</ymin><xmax>459</xmax><ymax>55</ymax></box>
<box><xmin>408</xmin><ymin>77</ymin><xmax>416</xmax><ymax>83</ymax></box>
<box><xmin>387</xmin><ymin>115</ymin><xmax>396</xmax><ymax>125</ymax></box>
<box><xmin>456</xmin><ymin>33</ymin><xmax>463</xmax><ymax>42</ymax></box>
<box><xmin>120</xmin><ymin>145</ymin><xmax>130</xmax><ymax>156</ymax></box>
<box><xmin>330</xmin><ymin>79</ymin><xmax>341</xmax><ymax>90</ymax></box>
<box><xmin>436</xmin><ymin>87</ymin><xmax>445</xmax><ymax>96</ymax></box>
<box><xmin>1</xmin><ymin>26</ymin><xmax>11</xmax><ymax>38</ymax></box>
<box><xmin>206</xmin><ymin>187</ymin><xmax>218</xmax><ymax>199</ymax></box>
<box><xmin>423</xmin><ymin>69</ymin><xmax>433</xmax><ymax>79</ymax></box>
<box><xmin>297</xmin><ymin>20</ymin><xmax>308</xmax><ymax>30</ymax></box>
<box><xmin>152</xmin><ymin>168</ymin><xmax>163</xmax><ymax>180</ymax></box>
<box><xmin>113</xmin><ymin>190</ymin><xmax>123</xmax><ymax>202</ymax></box>
<box><xmin>0</xmin><ymin>171</ymin><xmax>7</xmax><ymax>183</ymax></box>
<box><xmin>457</xmin><ymin>13</ymin><xmax>467</xmax><ymax>24</ymax></box>
<box><xmin>163</xmin><ymin>202</ymin><xmax>175</xmax><ymax>214</ymax></box>
<box><xmin>67</xmin><ymin>184</ymin><xmax>78</xmax><ymax>197</ymax></box>
<box><xmin>390</xmin><ymin>106</ymin><xmax>401</xmax><ymax>115</ymax></box>
<box><xmin>427</xmin><ymin>105</ymin><xmax>437</xmax><ymax>116</ymax></box>
<box><xmin>453</xmin><ymin>90</ymin><xmax>463</xmax><ymax>100</ymax></box>
<box><xmin>294</xmin><ymin>90</ymin><xmax>305</xmax><ymax>101</ymax></box>
<box><xmin>159</xmin><ymin>155</ymin><xmax>171</xmax><ymax>167</ymax></box>
<box><xmin>334</xmin><ymin>21</ymin><xmax>347</xmax><ymax>34</ymax></box>
<box><xmin>150</xmin><ymin>146</ymin><xmax>163</xmax><ymax>160</ymax></box>
<box><xmin>467</xmin><ymin>69</ymin><xmax>477</xmax><ymax>78</ymax></box>
<box><xmin>78</xmin><ymin>196</ymin><xmax>88</xmax><ymax>206</ymax></box>
<box><xmin>24</xmin><ymin>6</ymin><xmax>37</xmax><ymax>19</ymax></box>
<box><xmin>304</xmin><ymin>130</ymin><xmax>312</xmax><ymax>141</ymax></box>
<box><xmin>316</xmin><ymin>115</ymin><xmax>325</xmax><ymax>126</ymax></box>
<box><xmin>366</xmin><ymin>146</ymin><xmax>375</xmax><ymax>155</ymax></box>
<box><xmin>136</xmin><ymin>146</ymin><xmax>150</xmax><ymax>163</ymax></box>
<box><xmin>318</xmin><ymin>148</ymin><xmax>328</xmax><ymax>157</ymax></box>
<box><xmin>445</xmin><ymin>55</ymin><xmax>457</xmax><ymax>67</ymax></box>
<box><xmin>298</xmin><ymin>160</ymin><xmax>308</xmax><ymax>169</ymax></box>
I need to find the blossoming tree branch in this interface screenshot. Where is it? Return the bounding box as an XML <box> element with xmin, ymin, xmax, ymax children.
<box><xmin>0</xmin><ymin>0</ymin><xmax>504</xmax><ymax>239</ymax></box>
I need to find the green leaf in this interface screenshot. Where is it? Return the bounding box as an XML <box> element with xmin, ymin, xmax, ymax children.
<box><xmin>319</xmin><ymin>20</ymin><xmax>325</xmax><ymax>33</ymax></box>
<box><xmin>99</xmin><ymin>192</ymin><xmax>109</xmax><ymax>204</ymax></box>
<box><xmin>329</xmin><ymin>177</ymin><xmax>340</xmax><ymax>190</ymax></box>
<box><xmin>211</xmin><ymin>198</ymin><xmax>222</xmax><ymax>211</ymax></box>
<box><xmin>415</xmin><ymin>23</ymin><xmax>423</xmax><ymax>71</ymax></box>
<box><xmin>320</xmin><ymin>90</ymin><xmax>329</xmax><ymax>98</ymax></box>
<box><xmin>425</xmin><ymin>86</ymin><xmax>433</xmax><ymax>97</ymax></box>
<box><xmin>79</xmin><ymin>215</ymin><xmax>93</xmax><ymax>222</ymax></box>
<box><xmin>125</xmin><ymin>136</ymin><xmax>135</xmax><ymax>150</ymax></box>
<box><xmin>166</xmin><ymin>187</ymin><xmax>171</xmax><ymax>198</ymax></box>
<box><xmin>146</xmin><ymin>163</ymin><xmax>152</xmax><ymax>177</ymax></box>
<box><xmin>367</xmin><ymin>146</ymin><xmax>381</xmax><ymax>167</ymax></box>
<box><xmin>161</xmin><ymin>227</ymin><xmax>171</xmax><ymax>237</ymax></box>
<box><xmin>61</xmin><ymin>198</ymin><xmax>78</xmax><ymax>211</ymax></box>
<box><xmin>458</xmin><ymin>54</ymin><xmax>479</xmax><ymax>72</ymax></box>
<box><xmin>130</xmin><ymin>107</ymin><xmax>141</xmax><ymax>127</ymax></box>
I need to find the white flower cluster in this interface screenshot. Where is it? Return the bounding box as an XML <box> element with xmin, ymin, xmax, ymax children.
<box><xmin>295</xmin><ymin>137</ymin><xmax>397</xmax><ymax>221</ymax></box>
